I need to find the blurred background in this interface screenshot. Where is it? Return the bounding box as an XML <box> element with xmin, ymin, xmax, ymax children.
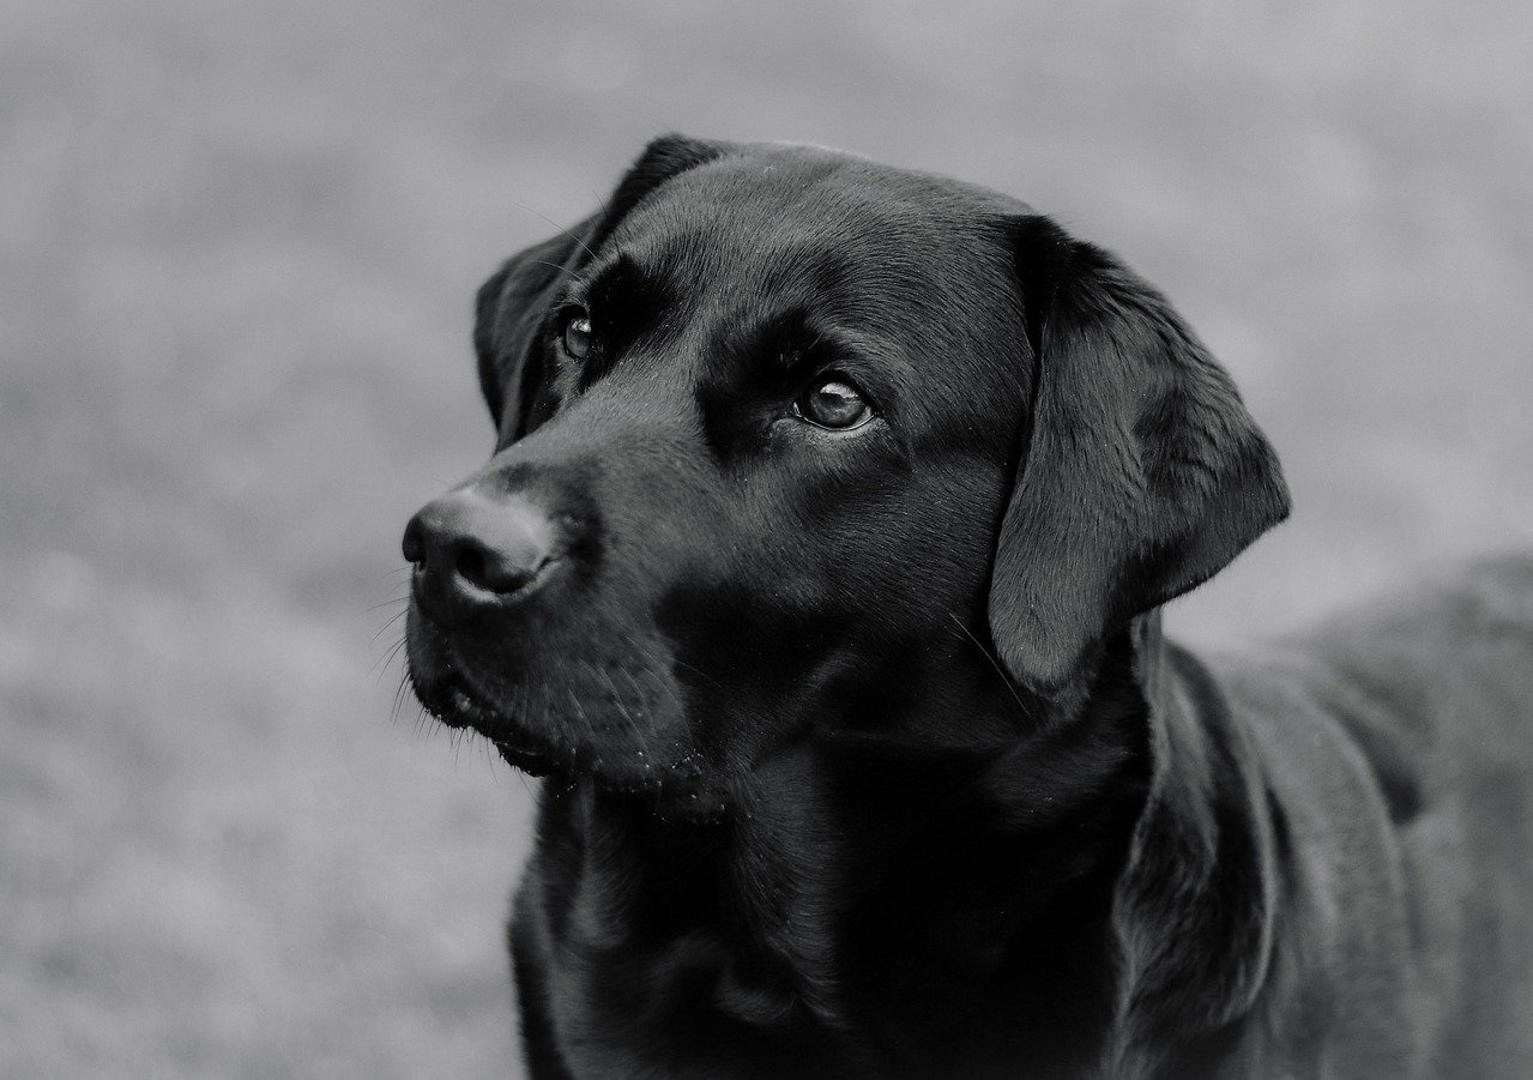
<box><xmin>3</xmin><ymin>1</ymin><xmax>1530</xmax><ymax>1076</ymax></box>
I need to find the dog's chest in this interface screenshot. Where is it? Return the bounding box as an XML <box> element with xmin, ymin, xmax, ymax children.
<box><xmin>543</xmin><ymin>929</ymin><xmax>858</xmax><ymax>1079</ymax></box>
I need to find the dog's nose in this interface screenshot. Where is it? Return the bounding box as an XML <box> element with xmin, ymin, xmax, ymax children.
<box><xmin>403</xmin><ymin>488</ymin><xmax>556</xmax><ymax>621</ymax></box>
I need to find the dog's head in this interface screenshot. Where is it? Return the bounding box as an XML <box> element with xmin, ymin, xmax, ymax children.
<box><xmin>402</xmin><ymin>136</ymin><xmax>1288</xmax><ymax>817</ymax></box>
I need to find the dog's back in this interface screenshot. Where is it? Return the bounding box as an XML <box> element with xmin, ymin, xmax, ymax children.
<box><xmin>1204</xmin><ymin>554</ymin><xmax>1533</xmax><ymax>1076</ymax></box>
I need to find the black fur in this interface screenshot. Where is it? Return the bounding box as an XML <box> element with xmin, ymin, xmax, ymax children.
<box><xmin>405</xmin><ymin>136</ymin><xmax>1533</xmax><ymax>1078</ymax></box>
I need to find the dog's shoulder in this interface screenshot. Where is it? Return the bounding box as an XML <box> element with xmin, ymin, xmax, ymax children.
<box><xmin>1301</xmin><ymin>552</ymin><xmax>1533</xmax><ymax>760</ymax></box>
<box><xmin>1168</xmin><ymin>557</ymin><xmax>1533</xmax><ymax>1075</ymax></box>
<box><xmin>1200</xmin><ymin>553</ymin><xmax>1533</xmax><ymax>825</ymax></box>
<box><xmin>1310</xmin><ymin>551</ymin><xmax>1533</xmax><ymax>665</ymax></box>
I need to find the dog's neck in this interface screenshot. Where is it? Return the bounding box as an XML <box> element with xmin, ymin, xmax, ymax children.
<box><xmin>1104</xmin><ymin>618</ymin><xmax>1285</xmax><ymax>1075</ymax></box>
<box><xmin>525</xmin><ymin>613</ymin><xmax>1280</xmax><ymax>1075</ymax></box>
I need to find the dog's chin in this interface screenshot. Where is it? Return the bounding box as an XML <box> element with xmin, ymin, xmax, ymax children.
<box><xmin>407</xmin><ymin>663</ymin><xmax>567</xmax><ymax>779</ymax></box>
<box><xmin>405</xmin><ymin>647</ymin><xmax>729</xmax><ymax>822</ymax></box>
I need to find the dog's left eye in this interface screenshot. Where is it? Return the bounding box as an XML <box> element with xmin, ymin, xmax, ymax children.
<box><xmin>794</xmin><ymin>378</ymin><xmax>874</xmax><ymax>431</ymax></box>
<box><xmin>559</xmin><ymin>310</ymin><xmax>593</xmax><ymax>360</ymax></box>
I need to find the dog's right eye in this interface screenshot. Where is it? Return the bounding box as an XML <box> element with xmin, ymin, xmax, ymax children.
<box><xmin>559</xmin><ymin>309</ymin><xmax>593</xmax><ymax>360</ymax></box>
<box><xmin>793</xmin><ymin>377</ymin><xmax>875</xmax><ymax>431</ymax></box>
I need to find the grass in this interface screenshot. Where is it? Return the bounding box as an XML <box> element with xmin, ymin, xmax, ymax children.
<box><xmin>3</xmin><ymin>1</ymin><xmax>1531</xmax><ymax>1075</ymax></box>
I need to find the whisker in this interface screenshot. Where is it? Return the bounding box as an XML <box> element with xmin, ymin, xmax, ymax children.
<box><xmin>509</xmin><ymin>200</ymin><xmax>597</xmax><ymax>262</ymax></box>
<box><xmin>370</xmin><ymin>635</ymin><xmax>408</xmax><ymax>681</ymax></box>
<box><xmin>523</xmin><ymin>259</ymin><xmax>589</xmax><ymax>287</ymax></box>
<box><xmin>565</xmin><ymin>686</ymin><xmax>590</xmax><ymax>742</ymax></box>
<box><xmin>391</xmin><ymin>671</ymin><xmax>414</xmax><ymax>724</ymax></box>
<box><xmin>618</xmin><ymin>632</ymin><xmax>705</xmax><ymax>720</ymax></box>
<box><xmin>369</xmin><ymin>637</ymin><xmax>410</xmax><ymax>677</ymax></box>
<box><xmin>369</xmin><ymin>608</ymin><xmax>408</xmax><ymax>645</ymax></box>
<box><xmin>597</xmin><ymin>664</ymin><xmax>647</xmax><ymax>748</ymax></box>
<box><xmin>668</xmin><ymin>655</ymin><xmax>722</xmax><ymax>693</ymax></box>
<box><xmin>590</xmin><ymin>186</ymin><xmax>611</xmax><ymax>221</ymax></box>
<box><xmin>946</xmin><ymin>612</ymin><xmax>1034</xmax><ymax>723</ymax></box>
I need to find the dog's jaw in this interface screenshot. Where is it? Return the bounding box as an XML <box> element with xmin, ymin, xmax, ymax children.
<box><xmin>404</xmin><ymin>638</ymin><xmax>566</xmax><ymax>778</ymax></box>
<box><xmin>404</xmin><ymin>605</ymin><xmax>730</xmax><ymax>819</ymax></box>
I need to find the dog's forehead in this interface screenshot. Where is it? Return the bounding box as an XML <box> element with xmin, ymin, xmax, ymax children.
<box><xmin>603</xmin><ymin>148</ymin><xmax>1027</xmax><ymax>295</ymax></box>
<box><xmin>577</xmin><ymin>148</ymin><xmax>1030</xmax><ymax>443</ymax></box>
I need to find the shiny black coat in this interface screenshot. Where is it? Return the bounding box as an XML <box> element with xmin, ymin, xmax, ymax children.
<box><xmin>404</xmin><ymin>136</ymin><xmax>1533</xmax><ymax>1078</ymax></box>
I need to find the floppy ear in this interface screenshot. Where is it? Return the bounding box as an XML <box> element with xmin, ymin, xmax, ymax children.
<box><xmin>988</xmin><ymin>216</ymin><xmax>1290</xmax><ymax>694</ymax></box>
<box><xmin>473</xmin><ymin>225</ymin><xmax>592</xmax><ymax>438</ymax></box>
<box><xmin>474</xmin><ymin>133</ymin><xmax>730</xmax><ymax>440</ymax></box>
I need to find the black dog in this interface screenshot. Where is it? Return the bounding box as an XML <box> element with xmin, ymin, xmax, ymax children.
<box><xmin>403</xmin><ymin>136</ymin><xmax>1533</xmax><ymax>1078</ymax></box>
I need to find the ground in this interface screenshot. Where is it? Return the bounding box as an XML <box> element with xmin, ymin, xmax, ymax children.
<box><xmin>2</xmin><ymin>2</ymin><xmax>1531</xmax><ymax>1076</ymax></box>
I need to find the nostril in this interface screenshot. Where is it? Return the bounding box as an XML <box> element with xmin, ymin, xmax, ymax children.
<box><xmin>451</xmin><ymin>535</ymin><xmax>544</xmax><ymax>594</ymax></box>
<box><xmin>401</xmin><ymin>517</ymin><xmax>426</xmax><ymax>569</ymax></box>
<box><xmin>453</xmin><ymin>542</ymin><xmax>490</xmax><ymax>591</ymax></box>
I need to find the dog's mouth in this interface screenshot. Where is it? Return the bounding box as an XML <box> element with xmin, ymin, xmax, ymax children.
<box><xmin>408</xmin><ymin>655</ymin><xmax>574</xmax><ymax>779</ymax></box>
<box><xmin>403</xmin><ymin>605</ymin><xmax>729</xmax><ymax>820</ymax></box>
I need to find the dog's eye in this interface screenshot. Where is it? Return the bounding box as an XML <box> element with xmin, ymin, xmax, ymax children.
<box><xmin>794</xmin><ymin>378</ymin><xmax>874</xmax><ymax>431</ymax></box>
<box><xmin>559</xmin><ymin>310</ymin><xmax>593</xmax><ymax>360</ymax></box>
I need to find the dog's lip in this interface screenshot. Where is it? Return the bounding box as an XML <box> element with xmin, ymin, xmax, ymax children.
<box><xmin>405</xmin><ymin>610</ymin><xmax>727</xmax><ymax>818</ymax></box>
<box><xmin>410</xmin><ymin>651</ymin><xmax>568</xmax><ymax>778</ymax></box>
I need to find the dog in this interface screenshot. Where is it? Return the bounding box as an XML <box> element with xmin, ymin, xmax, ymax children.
<box><xmin>402</xmin><ymin>135</ymin><xmax>1533</xmax><ymax>1078</ymax></box>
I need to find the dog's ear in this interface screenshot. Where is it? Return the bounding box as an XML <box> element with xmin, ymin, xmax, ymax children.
<box><xmin>474</xmin><ymin>133</ymin><xmax>730</xmax><ymax>439</ymax></box>
<box><xmin>988</xmin><ymin>215</ymin><xmax>1290</xmax><ymax>694</ymax></box>
<box><xmin>473</xmin><ymin>226</ymin><xmax>593</xmax><ymax>438</ymax></box>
